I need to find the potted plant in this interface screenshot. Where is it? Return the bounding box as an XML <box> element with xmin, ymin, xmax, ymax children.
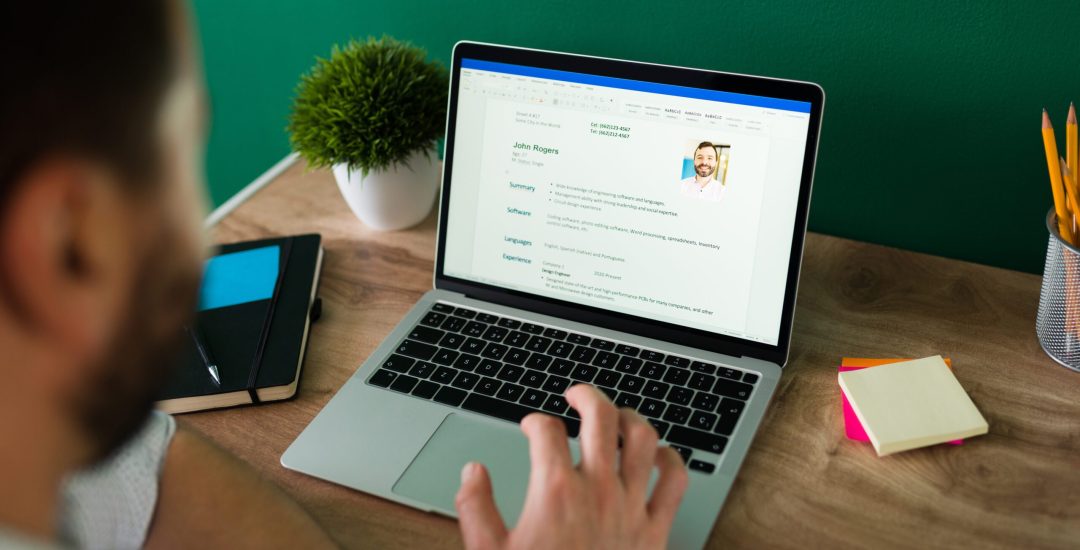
<box><xmin>288</xmin><ymin>36</ymin><xmax>448</xmax><ymax>231</ymax></box>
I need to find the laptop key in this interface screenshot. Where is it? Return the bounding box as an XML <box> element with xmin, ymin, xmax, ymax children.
<box><xmin>713</xmin><ymin>379</ymin><xmax>753</xmax><ymax>400</ymax></box>
<box><xmin>525</xmin><ymin>336</ymin><xmax>552</xmax><ymax>353</ymax></box>
<box><xmin>543</xmin><ymin>328</ymin><xmax>568</xmax><ymax>339</ymax></box>
<box><xmin>615</xmin><ymin>344</ymin><xmax>640</xmax><ymax>356</ymax></box>
<box><xmin>663</xmin><ymin>404</ymin><xmax>692</xmax><ymax>425</ymax></box>
<box><xmin>495</xmin><ymin>382</ymin><xmax>526</xmax><ymax>402</ymax></box>
<box><xmin>453</xmin><ymin>354</ymin><xmax>480</xmax><ymax>371</ymax></box>
<box><xmin>714</xmin><ymin>398</ymin><xmax>746</xmax><ymax>435</ymax></box>
<box><xmin>668</xmin><ymin>425</ymin><xmax>728</xmax><ymax>455</ymax></box>
<box><xmin>462</xmin><ymin>337</ymin><xmax>487</xmax><ymax>354</ymax></box>
<box><xmin>420</xmin><ymin>311</ymin><xmax>446</xmax><ymax>327</ymax></box>
<box><xmin>440</xmin><ymin>316</ymin><xmax>467</xmax><ymax>332</ymax></box>
<box><xmin>475</xmin><ymin>377</ymin><xmax>502</xmax><ymax>396</ymax></box>
<box><xmin>595</xmin><ymin>370</ymin><xmax>621</xmax><ymax>388</ymax></box>
<box><xmin>639</xmin><ymin>398</ymin><xmax>666</xmax><ymax>418</ymax></box>
<box><xmin>567</xmin><ymin>333</ymin><xmax>590</xmax><ymax>345</ymax></box>
<box><xmin>641</xmin><ymin>362</ymin><xmax>666</xmax><ymax>380</ymax></box>
<box><xmin>452</xmin><ymin>371</ymin><xmax>479</xmax><ymax>391</ymax></box>
<box><xmin>382</xmin><ymin>354</ymin><xmax>415</xmax><ymax>373</ymax></box>
<box><xmin>520</xmin><ymin>388</ymin><xmax>548</xmax><ymax>408</ymax></box>
<box><xmin>396</xmin><ymin>340</ymin><xmax>437</xmax><ymax>361</ymax></box>
<box><xmin>433</xmin><ymin>386</ymin><xmax>468</xmax><ymax>407</ymax></box>
<box><xmin>482</xmin><ymin>326</ymin><xmax>508</xmax><ymax>343</ymax></box>
<box><xmin>592</xmin><ymin>351</ymin><xmax>619</xmax><ymax>369</ymax></box>
<box><xmin>476</xmin><ymin>359</ymin><xmax>502</xmax><ymax>377</ymax></box>
<box><xmin>615</xmin><ymin>356</ymin><xmax>643</xmax><ymax>375</ymax></box>
<box><xmin>716</xmin><ymin>366</ymin><xmax>740</xmax><ymax>380</ymax></box>
<box><xmin>463</xmin><ymin>321</ymin><xmax>487</xmax><ymax>337</ymax></box>
<box><xmin>497</xmin><ymin>365</ymin><xmax>525</xmax><ymax>383</ymax></box>
<box><xmin>432</xmin><ymin>349</ymin><xmax>459</xmax><ymax>366</ymax></box>
<box><xmin>642</xmin><ymin>380</ymin><xmax>670</xmax><ymax>399</ymax></box>
<box><xmin>439</xmin><ymin>333</ymin><xmax>465</xmax><ymax>350</ymax></box>
<box><xmin>541</xmin><ymin>375</ymin><xmax>570</xmax><ymax>394</ymax></box>
<box><xmin>647</xmin><ymin>419</ymin><xmax>670</xmax><ymax>439</ymax></box>
<box><xmin>742</xmin><ymin>372</ymin><xmax>759</xmax><ymax>384</ymax></box>
<box><xmin>640</xmin><ymin>350</ymin><xmax>665</xmax><ymax>362</ymax></box>
<box><xmin>390</xmin><ymin>374</ymin><xmax>419</xmax><ymax>394</ymax></box>
<box><xmin>432</xmin><ymin>366</ymin><xmax>457</xmax><ymax>385</ymax></box>
<box><xmin>617</xmin><ymin>374</ymin><xmax>645</xmax><ymax>393</ymax></box>
<box><xmin>453</xmin><ymin>307</ymin><xmax>477</xmax><ymax>319</ymax></box>
<box><xmin>689</xmin><ymin>372</ymin><xmax>715</xmax><ymax>391</ymax></box>
<box><xmin>662</xmin><ymin>367</ymin><xmax>690</xmax><ymax>386</ymax></box>
<box><xmin>571</xmin><ymin>364</ymin><xmax>598</xmax><ymax>382</ymax></box>
<box><xmin>691</xmin><ymin>392</ymin><xmax>719</xmax><ymax>412</ymax></box>
<box><xmin>542</xmin><ymin>393</ymin><xmax>569</xmax><ymax>415</ymax></box>
<box><xmin>431</xmin><ymin>303</ymin><xmax>455</xmax><ymax>313</ymax></box>
<box><xmin>520</xmin><ymin>369</ymin><xmax>547</xmax><ymax>388</ymax></box>
<box><xmin>412</xmin><ymin>380</ymin><xmax>440</xmax><ymax>399</ymax></box>
<box><xmin>497</xmin><ymin>318</ymin><xmax>521</xmax><ymax>329</ymax></box>
<box><xmin>688</xmin><ymin>460</ymin><xmax>716</xmax><ymax>474</ymax></box>
<box><xmin>548</xmin><ymin>358</ymin><xmax>575</xmax><ymax>376</ymax></box>
<box><xmin>481</xmin><ymin>343</ymin><xmax>509</xmax><ymax>361</ymax></box>
<box><xmin>505</xmin><ymin>330</ymin><xmax>531</xmax><ymax>347</ymax></box>
<box><xmin>408</xmin><ymin>361</ymin><xmax>436</xmax><ymax>379</ymax></box>
<box><xmin>504</xmin><ymin>348</ymin><xmax>529</xmax><ymax>366</ymax></box>
<box><xmin>521</xmin><ymin>323</ymin><xmax>544</xmax><ymax>334</ymax></box>
<box><xmin>667</xmin><ymin>387</ymin><xmax>693</xmax><ymax>405</ymax></box>
<box><xmin>614</xmin><ymin>393</ymin><xmax>642</xmax><ymax>409</ymax></box>
<box><xmin>525</xmin><ymin>353</ymin><xmax>553</xmax><ymax>371</ymax></box>
<box><xmin>664</xmin><ymin>355</ymin><xmax>690</xmax><ymax>368</ymax></box>
<box><xmin>477</xmin><ymin>313</ymin><xmax>500</xmax><ymax>324</ymax></box>
<box><xmin>590</xmin><ymin>339</ymin><xmax>615</xmax><ymax>351</ymax></box>
<box><xmin>570</xmin><ymin>345</ymin><xmax>597</xmax><ymax>363</ymax></box>
<box><xmin>548</xmin><ymin>341</ymin><xmax>574</xmax><ymax>358</ymax></box>
<box><xmin>690</xmin><ymin>361</ymin><xmax>717</xmax><ymax>374</ymax></box>
<box><xmin>690</xmin><ymin>411</ymin><xmax>717</xmax><ymax>432</ymax></box>
<box><xmin>669</xmin><ymin>444</ymin><xmax>692</xmax><ymax>463</ymax></box>
<box><xmin>409</xmin><ymin>325</ymin><xmax>444</xmax><ymax>344</ymax></box>
<box><xmin>369</xmin><ymin>369</ymin><xmax>397</xmax><ymax>387</ymax></box>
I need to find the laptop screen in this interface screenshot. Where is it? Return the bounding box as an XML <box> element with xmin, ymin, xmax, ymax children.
<box><xmin>442</xmin><ymin>56</ymin><xmax>814</xmax><ymax>347</ymax></box>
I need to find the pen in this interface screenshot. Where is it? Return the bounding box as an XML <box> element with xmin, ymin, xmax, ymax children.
<box><xmin>185</xmin><ymin>325</ymin><xmax>221</xmax><ymax>387</ymax></box>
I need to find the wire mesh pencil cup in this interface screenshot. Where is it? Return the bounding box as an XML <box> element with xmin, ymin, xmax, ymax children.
<box><xmin>1036</xmin><ymin>209</ymin><xmax>1080</xmax><ymax>372</ymax></box>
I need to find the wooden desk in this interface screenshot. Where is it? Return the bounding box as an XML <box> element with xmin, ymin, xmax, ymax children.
<box><xmin>191</xmin><ymin>159</ymin><xmax>1080</xmax><ymax>549</ymax></box>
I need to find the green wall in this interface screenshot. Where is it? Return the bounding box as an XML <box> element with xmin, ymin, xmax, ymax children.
<box><xmin>191</xmin><ymin>0</ymin><xmax>1080</xmax><ymax>274</ymax></box>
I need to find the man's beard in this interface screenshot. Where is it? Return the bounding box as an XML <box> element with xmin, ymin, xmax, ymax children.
<box><xmin>67</xmin><ymin>225</ymin><xmax>201</xmax><ymax>465</ymax></box>
<box><xmin>695</xmin><ymin>163</ymin><xmax>714</xmax><ymax>178</ymax></box>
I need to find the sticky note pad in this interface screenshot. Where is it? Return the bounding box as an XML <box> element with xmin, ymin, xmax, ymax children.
<box><xmin>838</xmin><ymin>356</ymin><xmax>988</xmax><ymax>457</ymax></box>
<box><xmin>198</xmin><ymin>245</ymin><xmax>280</xmax><ymax>311</ymax></box>
<box><xmin>839</xmin><ymin>358</ymin><xmax>962</xmax><ymax>445</ymax></box>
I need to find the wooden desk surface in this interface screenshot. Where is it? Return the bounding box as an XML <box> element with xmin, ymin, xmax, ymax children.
<box><xmin>192</xmin><ymin>159</ymin><xmax>1080</xmax><ymax>549</ymax></box>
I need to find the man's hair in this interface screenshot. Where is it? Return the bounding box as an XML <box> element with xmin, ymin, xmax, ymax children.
<box><xmin>695</xmin><ymin>141</ymin><xmax>718</xmax><ymax>156</ymax></box>
<box><xmin>0</xmin><ymin>2</ymin><xmax>176</xmax><ymax>208</ymax></box>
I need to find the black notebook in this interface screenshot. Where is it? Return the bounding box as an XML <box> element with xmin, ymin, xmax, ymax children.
<box><xmin>157</xmin><ymin>234</ymin><xmax>324</xmax><ymax>414</ymax></box>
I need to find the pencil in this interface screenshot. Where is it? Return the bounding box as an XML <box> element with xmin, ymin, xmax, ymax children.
<box><xmin>1069</xmin><ymin>104</ymin><xmax>1078</xmax><ymax>226</ymax></box>
<box><xmin>1044</xmin><ymin>109</ymin><xmax>1074</xmax><ymax>244</ymax></box>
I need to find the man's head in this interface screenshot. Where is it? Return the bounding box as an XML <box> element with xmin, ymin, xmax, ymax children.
<box><xmin>0</xmin><ymin>2</ymin><xmax>206</xmax><ymax>467</ymax></box>
<box><xmin>693</xmin><ymin>141</ymin><xmax>718</xmax><ymax>179</ymax></box>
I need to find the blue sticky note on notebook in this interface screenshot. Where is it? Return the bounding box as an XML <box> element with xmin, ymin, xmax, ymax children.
<box><xmin>198</xmin><ymin>245</ymin><xmax>280</xmax><ymax>311</ymax></box>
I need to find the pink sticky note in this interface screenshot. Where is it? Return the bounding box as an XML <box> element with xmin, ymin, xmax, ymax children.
<box><xmin>838</xmin><ymin>365</ymin><xmax>963</xmax><ymax>445</ymax></box>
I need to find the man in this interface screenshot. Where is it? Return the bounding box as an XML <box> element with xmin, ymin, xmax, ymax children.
<box><xmin>679</xmin><ymin>141</ymin><xmax>725</xmax><ymax>201</ymax></box>
<box><xmin>0</xmin><ymin>3</ymin><xmax>687</xmax><ymax>548</ymax></box>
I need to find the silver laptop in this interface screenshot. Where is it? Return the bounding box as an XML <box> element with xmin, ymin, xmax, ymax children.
<box><xmin>283</xmin><ymin>41</ymin><xmax>824</xmax><ymax>549</ymax></box>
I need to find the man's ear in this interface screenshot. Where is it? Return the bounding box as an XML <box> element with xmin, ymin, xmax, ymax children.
<box><xmin>0</xmin><ymin>158</ymin><xmax>137</xmax><ymax>367</ymax></box>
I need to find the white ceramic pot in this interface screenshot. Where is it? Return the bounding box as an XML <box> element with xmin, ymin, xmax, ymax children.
<box><xmin>331</xmin><ymin>148</ymin><xmax>439</xmax><ymax>231</ymax></box>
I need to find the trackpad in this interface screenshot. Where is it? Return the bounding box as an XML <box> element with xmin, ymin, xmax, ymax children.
<box><xmin>393</xmin><ymin>413</ymin><xmax>570</xmax><ymax>527</ymax></box>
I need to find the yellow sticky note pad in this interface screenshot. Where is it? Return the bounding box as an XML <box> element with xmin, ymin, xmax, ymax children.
<box><xmin>838</xmin><ymin>356</ymin><xmax>988</xmax><ymax>456</ymax></box>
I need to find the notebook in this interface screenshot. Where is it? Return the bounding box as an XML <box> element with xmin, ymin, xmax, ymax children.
<box><xmin>156</xmin><ymin>234</ymin><xmax>324</xmax><ymax>414</ymax></box>
<box><xmin>838</xmin><ymin>355</ymin><xmax>988</xmax><ymax>456</ymax></box>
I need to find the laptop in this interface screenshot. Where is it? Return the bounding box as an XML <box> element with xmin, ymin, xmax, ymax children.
<box><xmin>283</xmin><ymin>41</ymin><xmax>824</xmax><ymax>549</ymax></box>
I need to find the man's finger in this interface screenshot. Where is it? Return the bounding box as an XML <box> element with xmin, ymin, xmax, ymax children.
<box><xmin>617</xmin><ymin>407</ymin><xmax>658</xmax><ymax>501</ymax></box>
<box><xmin>646</xmin><ymin>447</ymin><xmax>689</xmax><ymax>529</ymax></box>
<box><xmin>565</xmin><ymin>384</ymin><xmax>619</xmax><ymax>478</ymax></box>
<box><xmin>455</xmin><ymin>462</ymin><xmax>508</xmax><ymax>550</ymax></box>
<box><xmin>521</xmin><ymin>412</ymin><xmax>573</xmax><ymax>481</ymax></box>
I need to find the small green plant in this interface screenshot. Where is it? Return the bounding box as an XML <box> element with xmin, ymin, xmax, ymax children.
<box><xmin>288</xmin><ymin>36</ymin><xmax>448</xmax><ymax>176</ymax></box>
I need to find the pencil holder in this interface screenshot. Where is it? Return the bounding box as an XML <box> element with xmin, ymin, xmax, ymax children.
<box><xmin>1036</xmin><ymin>209</ymin><xmax>1080</xmax><ymax>372</ymax></box>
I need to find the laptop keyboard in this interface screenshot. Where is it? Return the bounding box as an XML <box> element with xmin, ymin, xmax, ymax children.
<box><xmin>365</xmin><ymin>302</ymin><xmax>759</xmax><ymax>474</ymax></box>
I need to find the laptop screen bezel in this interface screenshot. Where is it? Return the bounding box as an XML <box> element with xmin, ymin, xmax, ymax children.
<box><xmin>434</xmin><ymin>41</ymin><xmax>824</xmax><ymax>367</ymax></box>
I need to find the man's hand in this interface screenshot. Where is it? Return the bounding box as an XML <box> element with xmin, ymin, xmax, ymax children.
<box><xmin>455</xmin><ymin>384</ymin><xmax>689</xmax><ymax>550</ymax></box>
